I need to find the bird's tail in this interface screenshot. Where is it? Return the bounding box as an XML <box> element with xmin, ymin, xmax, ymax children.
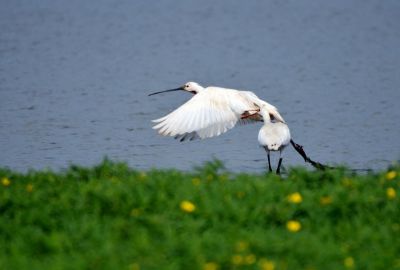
<box><xmin>290</xmin><ymin>139</ymin><xmax>331</xmax><ymax>170</ymax></box>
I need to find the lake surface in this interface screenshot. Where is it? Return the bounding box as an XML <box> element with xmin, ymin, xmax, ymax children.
<box><xmin>1</xmin><ymin>0</ymin><xmax>399</xmax><ymax>172</ymax></box>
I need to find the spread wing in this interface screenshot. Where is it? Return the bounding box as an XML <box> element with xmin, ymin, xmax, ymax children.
<box><xmin>152</xmin><ymin>89</ymin><xmax>260</xmax><ymax>141</ymax></box>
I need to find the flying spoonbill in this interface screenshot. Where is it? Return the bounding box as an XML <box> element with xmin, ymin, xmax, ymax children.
<box><xmin>258</xmin><ymin>104</ymin><xmax>291</xmax><ymax>174</ymax></box>
<box><xmin>149</xmin><ymin>82</ymin><xmax>285</xmax><ymax>141</ymax></box>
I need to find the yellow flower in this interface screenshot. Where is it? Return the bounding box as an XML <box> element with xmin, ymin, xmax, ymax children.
<box><xmin>287</xmin><ymin>192</ymin><xmax>302</xmax><ymax>203</ymax></box>
<box><xmin>219</xmin><ymin>174</ymin><xmax>228</xmax><ymax>182</ymax></box>
<box><xmin>203</xmin><ymin>262</ymin><xmax>219</xmax><ymax>270</ymax></box>
<box><xmin>26</xmin><ymin>184</ymin><xmax>34</xmax><ymax>193</ymax></box>
<box><xmin>235</xmin><ymin>241</ymin><xmax>249</xmax><ymax>252</ymax></box>
<box><xmin>130</xmin><ymin>208</ymin><xmax>141</xmax><ymax>217</ymax></box>
<box><xmin>138</xmin><ymin>172</ymin><xmax>147</xmax><ymax>181</ymax></box>
<box><xmin>231</xmin><ymin>254</ymin><xmax>243</xmax><ymax>265</ymax></box>
<box><xmin>1</xmin><ymin>177</ymin><xmax>11</xmax><ymax>187</ymax></box>
<box><xmin>342</xmin><ymin>178</ymin><xmax>353</xmax><ymax>187</ymax></box>
<box><xmin>180</xmin><ymin>200</ymin><xmax>196</xmax><ymax>213</ymax></box>
<box><xmin>344</xmin><ymin>257</ymin><xmax>355</xmax><ymax>268</ymax></box>
<box><xmin>320</xmin><ymin>196</ymin><xmax>332</xmax><ymax>205</ymax></box>
<box><xmin>386</xmin><ymin>171</ymin><xmax>397</xmax><ymax>180</ymax></box>
<box><xmin>395</xmin><ymin>259</ymin><xmax>400</xmax><ymax>268</ymax></box>
<box><xmin>286</xmin><ymin>220</ymin><xmax>301</xmax><ymax>232</ymax></box>
<box><xmin>236</xmin><ymin>191</ymin><xmax>245</xmax><ymax>199</ymax></box>
<box><xmin>259</xmin><ymin>259</ymin><xmax>275</xmax><ymax>270</ymax></box>
<box><xmin>244</xmin><ymin>254</ymin><xmax>256</xmax><ymax>264</ymax></box>
<box><xmin>109</xmin><ymin>177</ymin><xmax>120</xmax><ymax>184</ymax></box>
<box><xmin>129</xmin><ymin>263</ymin><xmax>140</xmax><ymax>270</ymax></box>
<box><xmin>192</xmin><ymin>178</ymin><xmax>201</xmax><ymax>186</ymax></box>
<box><xmin>387</xmin><ymin>187</ymin><xmax>396</xmax><ymax>199</ymax></box>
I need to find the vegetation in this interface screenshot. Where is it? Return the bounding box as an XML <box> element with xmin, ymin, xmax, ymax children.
<box><xmin>0</xmin><ymin>160</ymin><xmax>399</xmax><ymax>270</ymax></box>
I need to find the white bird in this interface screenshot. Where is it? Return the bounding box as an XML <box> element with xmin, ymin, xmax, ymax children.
<box><xmin>258</xmin><ymin>104</ymin><xmax>291</xmax><ymax>174</ymax></box>
<box><xmin>149</xmin><ymin>82</ymin><xmax>285</xmax><ymax>141</ymax></box>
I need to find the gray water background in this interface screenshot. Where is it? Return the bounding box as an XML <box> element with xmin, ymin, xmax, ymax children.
<box><xmin>1</xmin><ymin>0</ymin><xmax>399</xmax><ymax>172</ymax></box>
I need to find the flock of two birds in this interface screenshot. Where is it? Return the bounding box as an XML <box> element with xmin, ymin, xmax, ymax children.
<box><xmin>149</xmin><ymin>82</ymin><xmax>325</xmax><ymax>174</ymax></box>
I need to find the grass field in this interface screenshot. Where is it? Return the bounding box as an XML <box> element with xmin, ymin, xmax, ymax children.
<box><xmin>0</xmin><ymin>159</ymin><xmax>399</xmax><ymax>270</ymax></box>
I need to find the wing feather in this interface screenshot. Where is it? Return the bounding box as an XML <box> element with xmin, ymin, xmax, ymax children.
<box><xmin>152</xmin><ymin>90</ymin><xmax>244</xmax><ymax>139</ymax></box>
<box><xmin>151</xmin><ymin>87</ymin><xmax>284</xmax><ymax>140</ymax></box>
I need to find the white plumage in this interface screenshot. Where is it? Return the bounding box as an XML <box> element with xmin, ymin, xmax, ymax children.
<box><xmin>258</xmin><ymin>114</ymin><xmax>291</xmax><ymax>152</ymax></box>
<box><xmin>257</xmin><ymin>104</ymin><xmax>291</xmax><ymax>173</ymax></box>
<box><xmin>150</xmin><ymin>82</ymin><xmax>285</xmax><ymax>141</ymax></box>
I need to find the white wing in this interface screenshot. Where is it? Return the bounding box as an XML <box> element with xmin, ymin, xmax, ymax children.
<box><xmin>239</xmin><ymin>91</ymin><xmax>285</xmax><ymax>123</ymax></box>
<box><xmin>152</xmin><ymin>88</ymin><xmax>260</xmax><ymax>140</ymax></box>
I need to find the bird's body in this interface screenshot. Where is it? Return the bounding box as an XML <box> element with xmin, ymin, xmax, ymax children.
<box><xmin>258</xmin><ymin>122</ymin><xmax>291</xmax><ymax>151</ymax></box>
<box><xmin>258</xmin><ymin>104</ymin><xmax>291</xmax><ymax>173</ymax></box>
<box><xmin>150</xmin><ymin>82</ymin><xmax>285</xmax><ymax>141</ymax></box>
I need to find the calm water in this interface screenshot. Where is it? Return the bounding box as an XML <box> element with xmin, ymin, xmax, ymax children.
<box><xmin>1</xmin><ymin>0</ymin><xmax>399</xmax><ymax>172</ymax></box>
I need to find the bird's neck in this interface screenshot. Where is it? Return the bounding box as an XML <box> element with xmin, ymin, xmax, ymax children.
<box><xmin>260</xmin><ymin>109</ymin><xmax>271</xmax><ymax>122</ymax></box>
<box><xmin>194</xmin><ymin>84</ymin><xmax>205</xmax><ymax>93</ymax></box>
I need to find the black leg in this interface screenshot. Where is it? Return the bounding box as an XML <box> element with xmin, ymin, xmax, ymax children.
<box><xmin>276</xmin><ymin>158</ymin><xmax>283</xmax><ymax>174</ymax></box>
<box><xmin>267</xmin><ymin>152</ymin><xmax>272</xmax><ymax>172</ymax></box>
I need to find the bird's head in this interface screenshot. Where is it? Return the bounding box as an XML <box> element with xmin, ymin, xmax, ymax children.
<box><xmin>182</xmin><ymin>82</ymin><xmax>203</xmax><ymax>94</ymax></box>
<box><xmin>148</xmin><ymin>81</ymin><xmax>204</xmax><ymax>96</ymax></box>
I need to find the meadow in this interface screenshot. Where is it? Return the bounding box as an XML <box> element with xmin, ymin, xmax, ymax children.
<box><xmin>0</xmin><ymin>159</ymin><xmax>399</xmax><ymax>270</ymax></box>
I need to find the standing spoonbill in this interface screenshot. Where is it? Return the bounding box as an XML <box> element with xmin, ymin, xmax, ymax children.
<box><xmin>258</xmin><ymin>104</ymin><xmax>291</xmax><ymax>174</ymax></box>
<box><xmin>149</xmin><ymin>82</ymin><xmax>285</xmax><ymax>141</ymax></box>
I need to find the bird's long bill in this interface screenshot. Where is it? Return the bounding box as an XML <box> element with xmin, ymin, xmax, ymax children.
<box><xmin>148</xmin><ymin>87</ymin><xmax>183</xmax><ymax>96</ymax></box>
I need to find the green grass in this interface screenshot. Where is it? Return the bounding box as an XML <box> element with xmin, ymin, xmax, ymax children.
<box><xmin>0</xmin><ymin>159</ymin><xmax>399</xmax><ymax>270</ymax></box>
